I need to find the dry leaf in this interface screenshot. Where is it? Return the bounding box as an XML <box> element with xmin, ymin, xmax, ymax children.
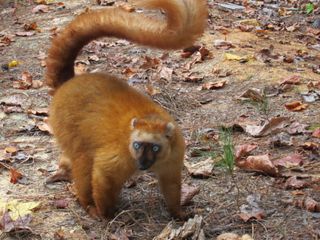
<box><xmin>53</xmin><ymin>199</ymin><xmax>69</xmax><ymax>209</ymax></box>
<box><xmin>239</xmin><ymin>88</ymin><xmax>264</xmax><ymax>102</ymax></box>
<box><xmin>273</xmin><ymin>154</ymin><xmax>303</xmax><ymax>168</ymax></box>
<box><xmin>184</xmin><ymin>158</ymin><xmax>214</xmax><ymax>178</ymax></box>
<box><xmin>285</xmin><ymin>101</ymin><xmax>308</xmax><ymax>111</ymax></box>
<box><xmin>280</xmin><ymin>75</ymin><xmax>301</xmax><ymax>85</ymax></box>
<box><xmin>294</xmin><ymin>197</ymin><xmax>320</xmax><ymax>212</ymax></box>
<box><xmin>9</xmin><ymin>168</ymin><xmax>23</xmax><ymax>184</ymax></box>
<box><xmin>237</xmin><ymin>154</ymin><xmax>278</xmax><ymax>176</ymax></box>
<box><xmin>312</xmin><ymin>128</ymin><xmax>320</xmax><ymax>138</ymax></box>
<box><xmin>285</xmin><ymin>176</ymin><xmax>308</xmax><ymax>189</ymax></box>
<box><xmin>4</xmin><ymin>146</ymin><xmax>17</xmax><ymax>154</ymax></box>
<box><xmin>32</xmin><ymin>4</ymin><xmax>49</xmax><ymax>13</ymax></box>
<box><xmin>181</xmin><ymin>45</ymin><xmax>201</xmax><ymax>58</ymax></box>
<box><xmin>235</xmin><ymin>144</ymin><xmax>258</xmax><ymax>161</ymax></box>
<box><xmin>245</xmin><ymin>117</ymin><xmax>289</xmax><ymax>137</ymax></box>
<box><xmin>15</xmin><ymin>31</ymin><xmax>36</xmax><ymax>37</ymax></box>
<box><xmin>23</xmin><ymin>22</ymin><xmax>38</xmax><ymax>31</ymax></box>
<box><xmin>159</xmin><ymin>66</ymin><xmax>173</xmax><ymax>81</ymax></box>
<box><xmin>239</xmin><ymin>194</ymin><xmax>265</xmax><ymax>222</ymax></box>
<box><xmin>201</xmin><ymin>80</ymin><xmax>226</xmax><ymax>90</ymax></box>
<box><xmin>145</xmin><ymin>84</ymin><xmax>160</xmax><ymax>96</ymax></box>
<box><xmin>181</xmin><ymin>184</ymin><xmax>200</xmax><ymax>206</ymax></box>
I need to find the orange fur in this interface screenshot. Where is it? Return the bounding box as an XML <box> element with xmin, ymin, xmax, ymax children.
<box><xmin>47</xmin><ymin>0</ymin><xmax>207</xmax><ymax>219</ymax></box>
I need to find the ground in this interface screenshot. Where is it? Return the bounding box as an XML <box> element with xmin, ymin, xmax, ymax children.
<box><xmin>0</xmin><ymin>0</ymin><xmax>320</xmax><ymax>239</ymax></box>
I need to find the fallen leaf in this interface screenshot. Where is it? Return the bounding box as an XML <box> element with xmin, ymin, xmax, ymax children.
<box><xmin>4</xmin><ymin>146</ymin><xmax>17</xmax><ymax>154</ymax></box>
<box><xmin>199</xmin><ymin>46</ymin><xmax>210</xmax><ymax>61</ymax></box>
<box><xmin>214</xmin><ymin>40</ymin><xmax>234</xmax><ymax>49</ymax></box>
<box><xmin>154</xmin><ymin>215</ymin><xmax>204</xmax><ymax>240</ymax></box>
<box><xmin>217</xmin><ymin>233</ymin><xmax>254</xmax><ymax>240</ymax></box>
<box><xmin>110</xmin><ymin>228</ymin><xmax>133</xmax><ymax>240</ymax></box>
<box><xmin>140</xmin><ymin>56</ymin><xmax>160</xmax><ymax>69</ymax></box>
<box><xmin>237</xmin><ymin>154</ymin><xmax>278</xmax><ymax>176</ymax></box>
<box><xmin>15</xmin><ymin>31</ymin><xmax>36</xmax><ymax>37</ymax></box>
<box><xmin>23</xmin><ymin>22</ymin><xmax>38</xmax><ymax>31</ymax></box>
<box><xmin>181</xmin><ymin>184</ymin><xmax>200</xmax><ymax>206</ymax></box>
<box><xmin>235</xmin><ymin>144</ymin><xmax>258</xmax><ymax>161</ymax></box>
<box><xmin>285</xmin><ymin>101</ymin><xmax>308</xmax><ymax>111</ymax></box>
<box><xmin>245</xmin><ymin>117</ymin><xmax>290</xmax><ymax>137</ymax></box>
<box><xmin>301</xmin><ymin>142</ymin><xmax>319</xmax><ymax>151</ymax></box>
<box><xmin>280</xmin><ymin>75</ymin><xmax>301</xmax><ymax>85</ymax></box>
<box><xmin>312</xmin><ymin>128</ymin><xmax>320</xmax><ymax>138</ymax></box>
<box><xmin>201</xmin><ymin>80</ymin><xmax>226</xmax><ymax>90</ymax></box>
<box><xmin>159</xmin><ymin>66</ymin><xmax>173</xmax><ymax>81</ymax></box>
<box><xmin>53</xmin><ymin>199</ymin><xmax>68</xmax><ymax>209</ymax></box>
<box><xmin>36</xmin><ymin>119</ymin><xmax>52</xmax><ymax>134</ymax></box>
<box><xmin>239</xmin><ymin>88</ymin><xmax>264</xmax><ymax>102</ymax></box>
<box><xmin>0</xmin><ymin>212</ymin><xmax>32</xmax><ymax>233</ymax></box>
<box><xmin>285</xmin><ymin>176</ymin><xmax>308</xmax><ymax>189</ymax></box>
<box><xmin>181</xmin><ymin>45</ymin><xmax>201</xmax><ymax>58</ymax></box>
<box><xmin>184</xmin><ymin>158</ymin><xmax>214</xmax><ymax>178</ymax></box>
<box><xmin>287</xmin><ymin>122</ymin><xmax>308</xmax><ymax>135</ymax></box>
<box><xmin>0</xmin><ymin>199</ymin><xmax>41</xmax><ymax>221</ymax></box>
<box><xmin>32</xmin><ymin>4</ymin><xmax>49</xmax><ymax>13</ymax></box>
<box><xmin>269</xmin><ymin>132</ymin><xmax>293</xmax><ymax>147</ymax></box>
<box><xmin>145</xmin><ymin>84</ymin><xmax>160</xmax><ymax>96</ymax></box>
<box><xmin>273</xmin><ymin>154</ymin><xmax>303</xmax><ymax>168</ymax></box>
<box><xmin>9</xmin><ymin>168</ymin><xmax>23</xmax><ymax>184</ymax></box>
<box><xmin>294</xmin><ymin>197</ymin><xmax>320</xmax><ymax>212</ymax></box>
<box><xmin>239</xmin><ymin>194</ymin><xmax>265</xmax><ymax>222</ymax></box>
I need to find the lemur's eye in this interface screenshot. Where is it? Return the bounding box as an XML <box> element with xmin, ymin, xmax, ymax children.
<box><xmin>133</xmin><ymin>142</ymin><xmax>141</xmax><ymax>150</ymax></box>
<box><xmin>152</xmin><ymin>144</ymin><xmax>160</xmax><ymax>152</ymax></box>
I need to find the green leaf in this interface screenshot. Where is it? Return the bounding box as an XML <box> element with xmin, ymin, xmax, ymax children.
<box><xmin>306</xmin><ymin>3</ymin><xmax>314</xmax><ymax>14</ymax></box>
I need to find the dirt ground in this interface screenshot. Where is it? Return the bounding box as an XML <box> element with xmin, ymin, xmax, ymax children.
<box><xmin>0</xmin><ymin>0</ymin><xmax>320</xmax><ymax>239</ymax></box>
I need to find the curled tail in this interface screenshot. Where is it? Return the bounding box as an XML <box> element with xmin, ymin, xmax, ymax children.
<box><xmin>46</xmin><ymin>0</ymin><xmax>207</xmax><ymax>89</ymax></box>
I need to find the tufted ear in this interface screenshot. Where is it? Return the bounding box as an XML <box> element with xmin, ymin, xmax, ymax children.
<box><xmin>165</xmin><ymin>122</ymin><xmax>175</xmax><ymax>138</ymax></box>
<box><xmin>130</xmin><ymin>118</ymin><xmax>138</xmax><ymax>130</ymax></box>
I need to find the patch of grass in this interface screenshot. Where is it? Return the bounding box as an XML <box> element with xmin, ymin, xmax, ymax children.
<box><xmin>216</xmin><ymin>128</ymin><xmax>235</xmax><ymax>174</ymax></box>
<box><xmin>306</xmin><ymin>3</ymin><xmax>314</xmax><ymax>14</ymax></box>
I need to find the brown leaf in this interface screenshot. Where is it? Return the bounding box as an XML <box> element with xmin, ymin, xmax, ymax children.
<box><xmin>235</xmin><ymin>144</ymin><xmax>258</xmax><ymax>161</ymax></box>
<box><xmin>10</xmin><ymin>168</ymin><xmax>23</xmax><ymax>184</ymax></box>
<box><xmin>285</xmin><ymin>101</ymin><xmax>308</xmax><ymax>111</ymax></box>
<box><xmin>5</xmin><ymin>146</ymin><xmax>18</xmax><ymax>154</ymax></box>
<box><xmin>294</xmin><ymin>197</ymin><xmax>320</xmax><ymax>212</ymax></box>
<box><xmin>0</xmin><ymin>212</ymin><xmax>32</xmax><ymax>233</ymax></box>
<box><xmin>280</xmin><ymin>75</ymin><xmax>301</xmax><ymax>85</ymax></box>
<box><xmin>301</xmin><ymin>142</ymin><xmax>319</xmax><ymax>151</ymax></box>
<box><xmin>140</xmin><ymin>56</ymin><xmax>160</xmax><ymax>69</ymax></box>
<box><xmin>181</xmin><ymin>184</ymin><xmax>200</xmax><ymax>206</ymax></box>
<box><xmin>285</xmin><ymin>176</ymin><xmax>308</xmax><ymax>190</ymax></box>
<box><xmin>53</xmin><ymin>199</ymin><xmax>69</xmax><ymax>209</ymax></box>
<box><xmin>32</xmin><ymin>4</ymin><xmax>49</xmax><ymax>13</ymax></box>
<box><xmin>23</xmin><ymin>22</ymin><xmax>38</xmax><ymax>31</ymax></box>
<box><xmin>245</xmin><ymin>117</ymin><xmax>290</xmax><ymax>137</ymax></box>
<box><xmin>27</xmin><ymin>107</ymin><xmax>49</xmax><ymax>116</ymax></box>
<box><xmin>239</xmin><ymin>88</ymin><xmax>264</xmax><ymax>102</ymax></box>
<box><xmin>199</xmin><ymin>46</ymin><xmax>210</xmax><ymax>61</ymax></box>
<box><xmin>312</xmin><ymin>128</ymin><xmax>320</xmax><ymax>138</ymax></box>
<box><xmin>239</xmin><ymin>194</ymin><xmax>265</xmax><ymax>222</ymax></box>
<box><xmin>36</xmin><ymin>119</ymin><xmax>52</xmax><ymax>134</ymax></box>
<box><xmin>184</xmin><ymin>158</ymin><xmax>214</xmax><ymax>178</ymax></box>
<box><xmin>181</xmin><ymin>45</ymin><xmax>201</xmax><ymax>58</ymax></box>
<box><xmin>287</xmin><ymin>122</ymin><xmax>308</xmax><ymax>135</ymax></box>
<box><xmin>201</xmin><ymin>80</ymin><xmax>226</xmax><ymax>90</ymax></box>
<box><xmin>159</xmin><ymin>66</ymin><xmax>173</xmax><ymax>81</ymax></box>
<box><xmin>237</xmin><ymin>154</ymin><xmax>278</xmax><ymax>176</ymax></box>
<box><xmin>15</xmin><ymin>31</ymin><xmax>36</xmax><ymax>37</ymax></box>
<box><xmin>145</xmin><ymin>84</ymin><xmax>160</xmax><ymax>96</ymax></box>
<box><xmin>273</xmin><ymin>154</ymin><xmax>303</xmax><ymax>168</ymax></box>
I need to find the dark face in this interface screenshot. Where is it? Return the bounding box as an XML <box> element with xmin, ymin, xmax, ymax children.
<box><xmin>132</xmin><ymin>141</ymin><xmax>161</xmax><ymax>170</ymax></box>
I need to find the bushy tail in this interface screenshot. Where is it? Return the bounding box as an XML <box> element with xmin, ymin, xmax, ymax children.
<box><xmin>46</xmin><ymin>0</ymin><xmax>207</xmax><ymax>89</ymax></box>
